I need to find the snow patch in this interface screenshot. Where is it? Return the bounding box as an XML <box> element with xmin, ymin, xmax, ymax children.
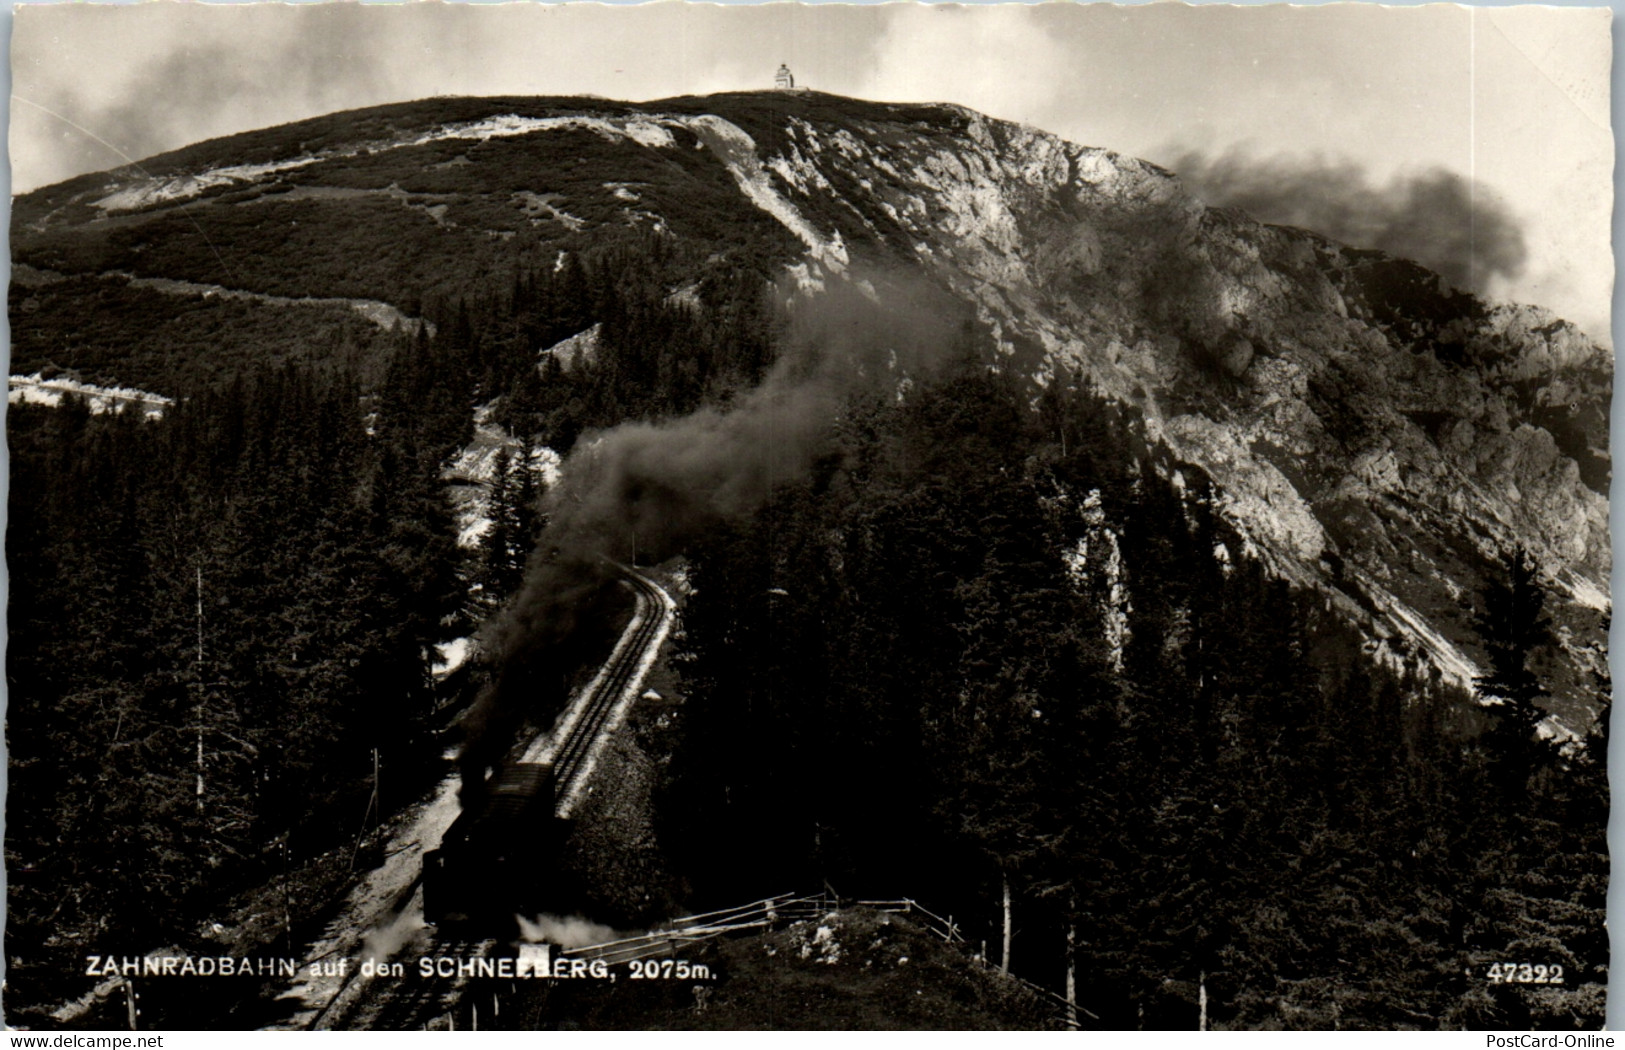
<box><xmin>444</xmin><ymin>425</ymin><xmax>525</xmax><ymax>486</ymax></box>
<box><xmin>513</xmin><ymin>191</ymin><xmax>586</xmax><ymax>231</ymax></box>
<box><xmin>623</xmin><ymin>120</ymin><xmax>676</xmax><ymax>149</ymax></box>
<box><xmin>664</xmin><ymin>283</ymin><xmax>701</xmax><ymax>311</ymax></box>
<box><xmin>539</xmin><ymin>324</ymin><xmax>602</xmax><ymax>372</ymax></box>
<box><xmin>415</xmin><ymin>114</ymin><xmax>677</xmax><ymax>150</ymax></box>
<box><xmin>442</xmin><ymin>403</ymin><xmax>560</xmax><ymax>557</ymax></box>
<box><xmin>1065</xmin><ymin>490</ymin><xmax>1128</xmax><ymax>672</ymax></box>
<box><xmin>433</xmin><ymin>637</ymin><xmax>472</xmax><ymax>677</ymax></box>
<box><xmin>9</xmin><ymin>373</ymin><xmax>172</xmax><ymax>419</ymax></box>
<box><xmin>91</xmin><ymin>114</ymin><xmax>677</xmax><ymax>216</ymax></box>
<box><xmin>532</xmin><ymin>445</ymin><xmax>563</xmax><ymax>489</ymax></box>
<box><xmin>94</xmin><ymin>157</ymin><xmax>320</xmax><ymax>212</ymax></box>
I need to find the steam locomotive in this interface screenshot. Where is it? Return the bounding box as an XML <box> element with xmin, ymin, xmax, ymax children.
<box><xmin>422</xmin><ymin>762</ymin><xmax>568</xmax><ymax>930</ymax></box>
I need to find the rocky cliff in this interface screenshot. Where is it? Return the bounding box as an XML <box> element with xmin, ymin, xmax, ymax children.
<box><xmin>11</xmin><ymin>90</ymin><xmax>1609</xmax><ymax>730</ymax></box>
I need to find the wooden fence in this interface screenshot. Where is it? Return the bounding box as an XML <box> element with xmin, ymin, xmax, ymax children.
<box><xmin>559</xmin><ymin>892</ymin><xmax>822</xmax><ymax>967</ymax></box>
<box><xmin>851</xmin><ymin>898</ymin><xmax>1096</xmax><ymax>1027</ymax></box>
<box><xmin>422</xmin><ymin>890</ymin><xmax>1092</xmax><ymax>1030</ymax></box>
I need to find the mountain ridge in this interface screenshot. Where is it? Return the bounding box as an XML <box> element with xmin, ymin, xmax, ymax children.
<box><xmin>9</xmin><ymin>89</ymin><xmax>1609</xmax><ymax>732</ymax></box>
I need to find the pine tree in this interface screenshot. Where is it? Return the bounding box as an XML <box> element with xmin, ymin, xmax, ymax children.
<box><xmin>1473</xmin><ymin>546</ymin><xmax>1555</xmax><ymax>784</ymax></box>
<box><xmin>480</xmin><ymin>447</ymin><xmax>516</xmax><ymax>609</ymax></box>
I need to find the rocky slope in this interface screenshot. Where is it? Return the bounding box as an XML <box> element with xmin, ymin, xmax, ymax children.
<box><xmin>11</xmin><ymin>90</ymin><xmax>1609</xmax><ymax>731</ymax></box>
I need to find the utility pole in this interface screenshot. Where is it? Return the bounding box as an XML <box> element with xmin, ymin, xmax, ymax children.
<box><xmin>281</xmin><ymin>836</ymin><xmax>294</xmax><ymax>955</ymax></box>
<box><xmin>195</xmin><ymin>563</ymin><xmax>205</xmax><ymax>813</ymax></box>
<box><xmin>1000</xmin><ymin>874</ymin><xmax>1012</xmax><ymax>974</ymax></box>
<box><xmin>1065</xmin><ymin>905</ymin><xmax>1079</xmax><ymax>1030</ymax></box>
<box><xmin>349</xmin><ymin>748</ymin><xmax>381</xmax><ymax>871</ymax></box>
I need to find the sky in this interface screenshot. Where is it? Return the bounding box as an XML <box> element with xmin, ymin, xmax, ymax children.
<box><xmin>2</xmin><ymin>0</ymin><xmax>1623</xmax><ymax>1025</ymax></box>
<box><xmin>4</xmin><ymin>1</ymin><xmax>1615</xmax><ymax>339</ymax></box>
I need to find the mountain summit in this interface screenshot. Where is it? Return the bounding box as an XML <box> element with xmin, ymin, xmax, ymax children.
<box><xmin>11</xmin><ymin>90</ymin><xmax>1609</xmax><ymax>731</ymax></box>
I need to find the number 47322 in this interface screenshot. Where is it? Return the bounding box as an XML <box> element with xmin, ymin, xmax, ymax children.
<box><xmin>1487</xmin><ymin>963</ymin><xmax>1564</xmax><ymax>984</ymax></box>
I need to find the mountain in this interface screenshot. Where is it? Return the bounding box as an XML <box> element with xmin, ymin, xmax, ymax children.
<box><xmin>12</xmin><ymin>90</ymin><xmax>1608</xmax><ymax>733</ymax></box>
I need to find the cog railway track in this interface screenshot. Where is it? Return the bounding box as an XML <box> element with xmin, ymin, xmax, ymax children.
<box><xmin>311</xmin><ymin>567</ymin><xmax>672</xmax><ymax>1030</ymax></box>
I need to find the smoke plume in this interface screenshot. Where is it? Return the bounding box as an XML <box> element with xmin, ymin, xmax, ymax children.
<box><xmin>360</xmin><ymin>908</ymin><xmax>426</xmax><ymax>966</ymax></box>
<box><xmin>1166</xmin><ymin>149</ymin><xmax>1527</xmax><ymax>295</ymax></box>
<box><xmin>516</xmin><ymin>913</ymin><xmax>626</xmax><ymax>949</ymax></box>
<box><xmin>459</xmin><ymin>268</ymin><xmax>973</xmax><ymax>788</ymax></box>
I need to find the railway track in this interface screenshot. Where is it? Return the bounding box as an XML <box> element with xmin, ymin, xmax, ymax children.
<box><xmin>549</xmin><ymin>569</ymin><xmax>669</xmax><ymax>808</ymax></box>
<box><xmin>316</xmin><ymin>565</ymin><xmax>672</xmax><ymax>1030</ymax></box>
<box><xmin>347</xmin><ymin>938</ymin><xmax>494</xmax><ymax>1031</ymax></box>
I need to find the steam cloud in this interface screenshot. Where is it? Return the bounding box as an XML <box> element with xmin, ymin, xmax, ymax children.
<box><xmin>1166</xmin><ymin>149</ymin><xmax>1527</xmax><ymax>295</ymax></box>
<box><xmin>360</xmin><ymin>908</ymin><xmax>426</xmax><ymax>966</ymax></box>
<box><xmin>459</xmin><ymin>268</ymin><xmax>973</xmax><ymax>788</ymax></box>
<box><xmin>516</xmin><ymin>913</ymin><xmax>625</xmax><ymax>949</ymax></box>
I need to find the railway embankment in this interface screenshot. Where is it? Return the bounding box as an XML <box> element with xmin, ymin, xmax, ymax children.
<box><xmin>549</xmin><ymin>562</ymin><xmax>691</xmax><ymax>927</ymax></box>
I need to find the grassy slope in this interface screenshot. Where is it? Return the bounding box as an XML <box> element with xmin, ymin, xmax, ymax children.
<box><xmin>9</xmin><ymin>94</ymin><xmax>814</xmax><ymax>393</ymax></box>
<box><xmin>9</xmin><ymin>275</ymin><xmax>398</xmax><ymax>394</ymax></box>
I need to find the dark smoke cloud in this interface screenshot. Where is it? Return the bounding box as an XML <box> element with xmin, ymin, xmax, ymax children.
<box><xmin>459</xmin><ymin>269</ymin><xmax>972</xmax><ymax>788</ymax></box>
<box><xmin>1165</xmin><ymin>149</ymin><xmax>1527</xmax><ymax>295</ymax></box>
